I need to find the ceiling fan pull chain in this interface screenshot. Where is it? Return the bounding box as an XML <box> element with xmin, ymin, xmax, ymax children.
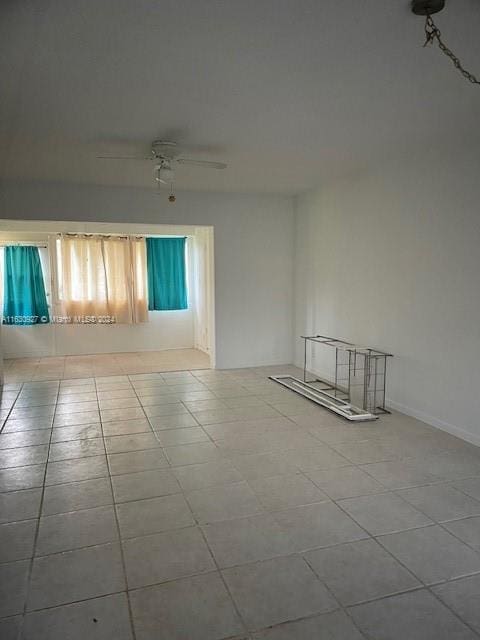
<box><xmin>423</xmin><ymin>15</ymin><xmax>439</xmax><ymax>47</ymax></box>
<box><xmin>422</xmin><ymin>14</ymin><xmax>480</xmax><ymax>85</ymax></box>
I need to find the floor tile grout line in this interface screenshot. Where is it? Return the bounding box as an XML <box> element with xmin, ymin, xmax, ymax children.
<box><xmin>16</xmin><ymin>381</ymin><xmax>59</xmax><ymax>640</ymax></box>
<box><xmin>347</xmin><ymin>583</ymin><xmax>480</xmax><ymax>639</ymax></box>
<box><xmin>352</xmin><ymin>469</ymin><xmax>480</xmax><ymax>559</ymax></box>
<box><xmin>436</xmin><ymin>478</ymin><xmax>480</xmax><ymax>504</ymax></box>
<box><xmin>128</xmin><ymin>374</ymin><xmax>178</xmax><ymax>450</ymax></box>
<box><xmin>426</xmin><ymin>513</ymin><xmax>480</xmax><ymax>559</ymax></box>
<box><xmin>27</xmin><ymin>537</ymin><xmax>121</xmax><ymax>562</ymax></box>
<box><xmin>303</xmin><ymin>508</ymin><xmax>480</xmax><ymax>640</ymax></box>
<box><xmin>11</xmin><ymin>588</ymin><xmax>129</xmax><ymax>617</ymax></box>
<box><xmin>7</xmin><ymin>504</ymin><xmax>480</xmax><ymax>569</ymax></box>
<box><xmin>126</xmin><ymin>375</ymin><xmax>177</xmax><ymax>472</ymax></box>
<box><xmin>96</xmin><ymin>376</ymin><xmax>138</xmax><ymax>640</ymax></box>
<box><xmin>157</xmin><ymin>452</ymin><xmax>426</xmax><ymax>638</ymax></box>
<box><xmin>136</xmin><ymin>376</ymin><xmax>226</xmax><ymax>464</ymax></box>
<box><xmin>0</xmin><ymin>385</ymin><xmax>23</xmax><ymax>435</ymax></box>
<box><xmin>299</xmin><ymin>467</ymin><xmax>480</xmax><ymax>545</ymax></box>
<box><xmin>296</xmin><ymin>554</ymin><xmax>371</xmax><ymax>638</ymax></box>
<box><xmin>181</xmin><ymin>484</ymin><xmax>251</xmax><ymax>637</ymax></box>
<box><xmin>294</xmin><ymin>475</ymin><xmax>454</xmax><ymax>603</ymax></box>
<box><xmin>98</xmin><ymin>367</ymin><xmax>215</xmax><ymax>633</ymax></box>
<box><xmin>5</xmin><ymin>443</ymin><xmax>480</xmax><ymax>514</ymax></box>
<box><xmin>357</xmin><ymin>465</ymin><xmax>457</xmax><ymax>493</ymax></box>
<box><xmin>31</xmin><ymin>496</ymin><xmax>115</xmax><ymax>521</ymax></box>
<box><xmin>4</xmin><ymin>535</ymin><xmax>480</xmax><ymax>626</ymax></box>
<box><xmin>6</xmin><ymin>428</ymin><xmax>478</xmax><ymax>484</ymax></box>
<box><xmin>371</xmin><ymin>526</ymin><xmax>480</xmax><ymax>636</ymax></box>
<box><xmin>120</xmin><ymin>370</ymin><xmax>310</xmax><ymax>633</ymax></box>
<box><xmin>109</xmin><ymin>404</ymin><xmax>480</xmax><ymax>573</ymax></box>
<box><xmin>3</xmin><ymin>352</ymin><xmax>210</xmax><ymax>384</ymax></box>
<box><xmin>304</xmin><ymin>540</ymin><xmax>424</xmax><ymax>608</ymax></box>
<box><xmin>4</xmin><ymin>366</ymin><xmax>480</xmax><ymax>635</ymax></box>
<box><xmin>0</xmin><ymin>466</ymin><xmax>426</xmax><ymax>525</ymax></box>
<box><xmin>425</xmin><ymin>584</ymin><xmax>480</xmax><ymax>638</ymax></box>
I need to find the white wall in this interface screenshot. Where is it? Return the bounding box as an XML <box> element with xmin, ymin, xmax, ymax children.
<box><xmin>0</xmin><ymin>183</ymin><xmax>295</xmax><ymax>368</ymax></box>
<box><xmin>2</xmin><ymin>310</ymin><xmax>195</xmax><ymax>358</ymax></box>
<box><xmin>294</xmin><ymin>147</ymin><xmax>480</xmax><ymax>444</ymax></box>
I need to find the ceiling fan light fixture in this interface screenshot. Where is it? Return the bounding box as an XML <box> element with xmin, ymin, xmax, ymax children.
<box><xmin>155</xmin><ymin>161</ymin><xmax>175</xmax><ymax>184</ymax></box>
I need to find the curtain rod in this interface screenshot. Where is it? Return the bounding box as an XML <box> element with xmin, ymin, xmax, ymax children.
<box><xmin>59</xmin><ymin>233</ymin><xmax>144</xmax><ymax>240</ymax></box>
<box><xmin>0</xmin><ymin>242</ymin><xmax>48</xmax><ymax>248</ymax></box>
<box><xmin>58</xmin><ymin>233</ymin><xmax>187</xmax><ymax>240</ymax></box>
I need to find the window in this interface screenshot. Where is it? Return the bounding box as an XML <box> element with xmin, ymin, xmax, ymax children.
<box><xmin>55</xmin><ymin>234</ymin><xmax>148</xmax><ymax>324</ymax></box>
<box><xmin>146</xmin><ymin>237</ymin><xmax>188</xmax><ymax>311</ymax></box>
<box><xmin>2</xmin><ymin>245</ymin><xmax>50</xmax><ymax>325</ymax></box>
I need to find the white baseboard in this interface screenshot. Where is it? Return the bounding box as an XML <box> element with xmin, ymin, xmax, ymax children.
<box><xmin>385</xmin><ymin>397</ymin><xmax>480</xmax><ymax>448</ymax></box>
<box><xmin>4</xmin><ymin>350</ymin><xmax>52</xmax><ymax>359</ymax></box>
<box><xmin>293</xmin><ymin>359</ymin><xmax>480</xmax><ymax>448</ymax></box>
<box><xmin>217</xmin><ymin>358</ymin><xmax>294</xmax><ymax>370</ymax></box>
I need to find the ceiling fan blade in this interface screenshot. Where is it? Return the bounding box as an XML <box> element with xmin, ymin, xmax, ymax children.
<box><xmin>96</xmin><ymin>155</ymin><xmax>153</xmax><ymax>160</ymax></box>
<box><xmin>177</xmin><ymin>158</ymin><xmax>227</xmax><ymax>169</ymax></box>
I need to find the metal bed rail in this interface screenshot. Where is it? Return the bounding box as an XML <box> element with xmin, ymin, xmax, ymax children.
<box><xmin>271</xmin><ymin>334</ymin><xmax>393</xmax><ymax>421</ymax></box>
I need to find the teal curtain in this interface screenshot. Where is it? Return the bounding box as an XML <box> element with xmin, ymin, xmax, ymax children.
<box><xmin>3</xmin><ymin>246</ymin><xmax>50</xmax><ymax>325</ymax></box>
<box><xmin>146</xmin><ymin>237</ymin><xmax>188</xmax><ymax>311</ymax></box>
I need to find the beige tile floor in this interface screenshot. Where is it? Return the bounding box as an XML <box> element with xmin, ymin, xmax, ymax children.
<box><xmin>3</xmin><ymin>349</ymin><xmax>211</xmax><ymax>383</ymax></box>
<box><xmin>1</xmin><ymin>365</ymin><xmax>480</xmax><ymax>638</ymax></box>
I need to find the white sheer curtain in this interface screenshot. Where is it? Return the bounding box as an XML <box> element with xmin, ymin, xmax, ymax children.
<box><xmin>54</xmin><ymin>234</ymin><xmax>148</xmax><ymax>324</ymax></box>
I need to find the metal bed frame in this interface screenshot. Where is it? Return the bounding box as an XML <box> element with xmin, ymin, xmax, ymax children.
<box><xmin>270</xmin><ymin>334</ymin><xmax>393</xmax><ymax>421</ymax></box>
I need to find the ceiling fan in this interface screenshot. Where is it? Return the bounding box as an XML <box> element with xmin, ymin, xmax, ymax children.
<box><xmin>97</xmin><ymin>140</ymin><xmax>227</xmax><ymax>199</ymax></box>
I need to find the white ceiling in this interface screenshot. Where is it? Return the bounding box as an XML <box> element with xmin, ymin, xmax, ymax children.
<box><xmin>1</xmin><ymin>0</ymin><xmax>479</xmax><ymax>195</ymax></box>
